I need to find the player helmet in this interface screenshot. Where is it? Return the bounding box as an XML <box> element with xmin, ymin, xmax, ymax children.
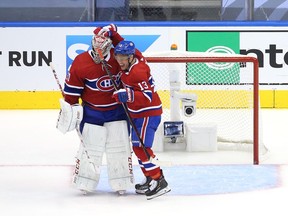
<box><xmin>114</xmin><ymin>41</ymin><xmax>135</xmax><ymax>56</ymax></box>
<box><xmin>91</xmin><ymin>35</ymin><xmax>112</xmax><ymax>64</ymax></box>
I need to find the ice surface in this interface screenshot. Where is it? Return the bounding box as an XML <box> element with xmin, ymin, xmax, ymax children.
<box><xmin>1</xmin><ymin>109</ymin><xmax>288</xmax><ymax>216</ymax></box>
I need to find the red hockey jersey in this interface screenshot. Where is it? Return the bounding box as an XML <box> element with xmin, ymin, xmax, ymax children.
<box><xmin>64</xmin><ymin>49</ymin><xmax>122</xmax><ymax>111</ymax></box>
<box><xmin>120</xmin><ymin>51</ymin><xmax>163</xmax><ymax>118</ymax></box>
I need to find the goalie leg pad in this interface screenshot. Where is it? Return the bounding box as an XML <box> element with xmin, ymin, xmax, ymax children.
<box><xmin>72</xmin><ymin>144</ymin><xmax>101</xmax><ymax>192</ymax></box>
<box><xmin>72</xmin><ymin>123</ymin><xmax>106</xmax><ymax>192</ymax></box>
<box><xmin>104</xmin><ymin>120</ymin><xmax>134</xmax><ymax>192</ymax></box>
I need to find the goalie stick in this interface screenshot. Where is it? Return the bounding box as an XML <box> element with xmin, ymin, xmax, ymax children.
<box><xmin>49</xmin><ymin>62</ymin><xmax>97</xmax><ymax>172</ymax></box>
<box><xmin>96</xmin><ymin>49</ymin><xmax>172</xmax><ymax>167</ymax></box>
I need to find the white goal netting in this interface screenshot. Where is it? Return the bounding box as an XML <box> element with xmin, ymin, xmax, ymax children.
<box><xmin>144</xmin><ymin>51</ymin><xmax>268</xmax><ymax>164</ymax></box>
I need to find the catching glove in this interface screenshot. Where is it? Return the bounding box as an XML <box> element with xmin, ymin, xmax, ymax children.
<box><xmin>93</xmin><ymin>24</ymin><xmax>118</xmax><ymax>38</ymax></box>
<box><xmin>56</xmin><ymin>98</ymin><xmax>83</xmax><ymax>134</ymax></box>
<box><xmin>112</xmin><ymin>88</ymin><xmax>134</xmax><ymax>103</ymax></box>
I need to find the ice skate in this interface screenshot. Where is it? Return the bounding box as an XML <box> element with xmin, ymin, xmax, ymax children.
<box><xmin>135</xmin><ymin>176</ymin><xmax>153</xmax><ymax>194</ymax></box>
<box><xmin>145</xmin><ymin>175</ymin><xmax>171</xmax><ymax>200</ymax></box>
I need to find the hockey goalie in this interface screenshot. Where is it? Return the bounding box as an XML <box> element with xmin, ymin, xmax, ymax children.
<box><xmin>56</xmin><ymin>24</ymin><xmax>134</xmax><ymax>195</ymax></box>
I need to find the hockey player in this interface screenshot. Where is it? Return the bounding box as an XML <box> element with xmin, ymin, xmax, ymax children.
<box><xmin>56</xmin><ymin>24</ymin><xmax>134</xmax><ymax>195</ymax></box>
<box><xmin>112</xmin><ymin>40</ymin><xmax>171</xmax><ymax>200</ymax></box>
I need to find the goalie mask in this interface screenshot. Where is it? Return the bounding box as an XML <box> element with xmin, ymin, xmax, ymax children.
<box><xmin>91</xmin><ymin>35</ymin><xmax>112</xmax><ymax>64</ymax></box>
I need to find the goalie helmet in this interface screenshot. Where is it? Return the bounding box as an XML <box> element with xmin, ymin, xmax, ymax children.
<box><xmin>114</xmin><ymin>41</ymin><xmax>135</xmax><ymax>56</ymax></box>
<box><xmin>91</xmin><ymin>35</ymin><xmax>112</xmax><ymax>64</ymax></box>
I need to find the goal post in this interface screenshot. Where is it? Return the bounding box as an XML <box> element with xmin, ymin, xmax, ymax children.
<box><xmin>145</xmin><ymin>51</ymin><xmax>263</xmax><ymax>165</ymax></box>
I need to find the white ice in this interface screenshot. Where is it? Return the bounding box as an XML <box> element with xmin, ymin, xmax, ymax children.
<box><xmin>0</xmin><ymin>109</ymin><xmax>288</xmax><ymax>216</ymax></box>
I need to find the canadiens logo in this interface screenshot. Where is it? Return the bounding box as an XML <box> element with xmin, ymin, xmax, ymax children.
<box><xmin>96</xmin><ymin>75</ymin><xmax>118</xmax><ymax>92</ymax></box>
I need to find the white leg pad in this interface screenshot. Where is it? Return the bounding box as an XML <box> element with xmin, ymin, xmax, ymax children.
<box><xmin>72</xmin><ymin>123</ymin><xmax>106</xmax><ymax>192</ymax></box>
<box><xmin>104</xmin><ymin>120</ymin><xmax>134</xmax><ymax>192</ymax></box>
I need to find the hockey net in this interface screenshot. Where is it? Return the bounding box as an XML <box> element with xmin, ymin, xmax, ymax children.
<box><xmin>145</xmin><ymin>51</ymin><xmax>267</xmax><ymax>164</ymax></box>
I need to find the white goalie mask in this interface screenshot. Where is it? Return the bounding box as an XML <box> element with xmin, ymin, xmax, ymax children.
<box><xmin>91</xmin><ymin>35</ymin><xmax>112</xmax><ymax>64</ymax></box>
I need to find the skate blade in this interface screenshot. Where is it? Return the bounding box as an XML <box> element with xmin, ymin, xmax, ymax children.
<box><xmin>135</xmin><ymin>189</ymin><xmax>148</xmax><ymax>195</ymax></box>
<box><xmin>146</xmin><ymin>187</ymin><xmax>171</xmax><ymax>200</ymax></box>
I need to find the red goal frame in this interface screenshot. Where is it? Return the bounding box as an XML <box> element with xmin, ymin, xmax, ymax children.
<box><xmin>146</xmin><ymin>56</ymin><xmax>260</xmax><ymax>164</ymax></box>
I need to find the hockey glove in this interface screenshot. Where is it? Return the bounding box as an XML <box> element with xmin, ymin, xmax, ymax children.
<box><xmin>56</xmin><ymin>98</ymin><xmax>83</xmax><ymax>134</ymax></box>
<box><xmin>93</xmin><ymin>24</ymin><xmax>118</xmax><ymax>38</ymax></box>
<box><xmin>112</xmin><ymin>88</ymin><xmax>134</xmax><ymax>103</ymax></box>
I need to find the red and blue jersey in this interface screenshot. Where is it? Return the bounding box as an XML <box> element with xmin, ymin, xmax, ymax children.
<box><xmin>120</xmin><ymin>51</ymin><xmax>163</xmax><ymax>118</ymax></box>
<box><xmin>64</xmin><ymin>49</ymin><xmax>122</xmax><ymax>111</ymax></box>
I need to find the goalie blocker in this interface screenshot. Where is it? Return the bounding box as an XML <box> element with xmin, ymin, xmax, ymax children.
<box><xmin>72</xmin><ymin>120</ymin><xmax>134</xmax><ymax>194</ymax></box>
